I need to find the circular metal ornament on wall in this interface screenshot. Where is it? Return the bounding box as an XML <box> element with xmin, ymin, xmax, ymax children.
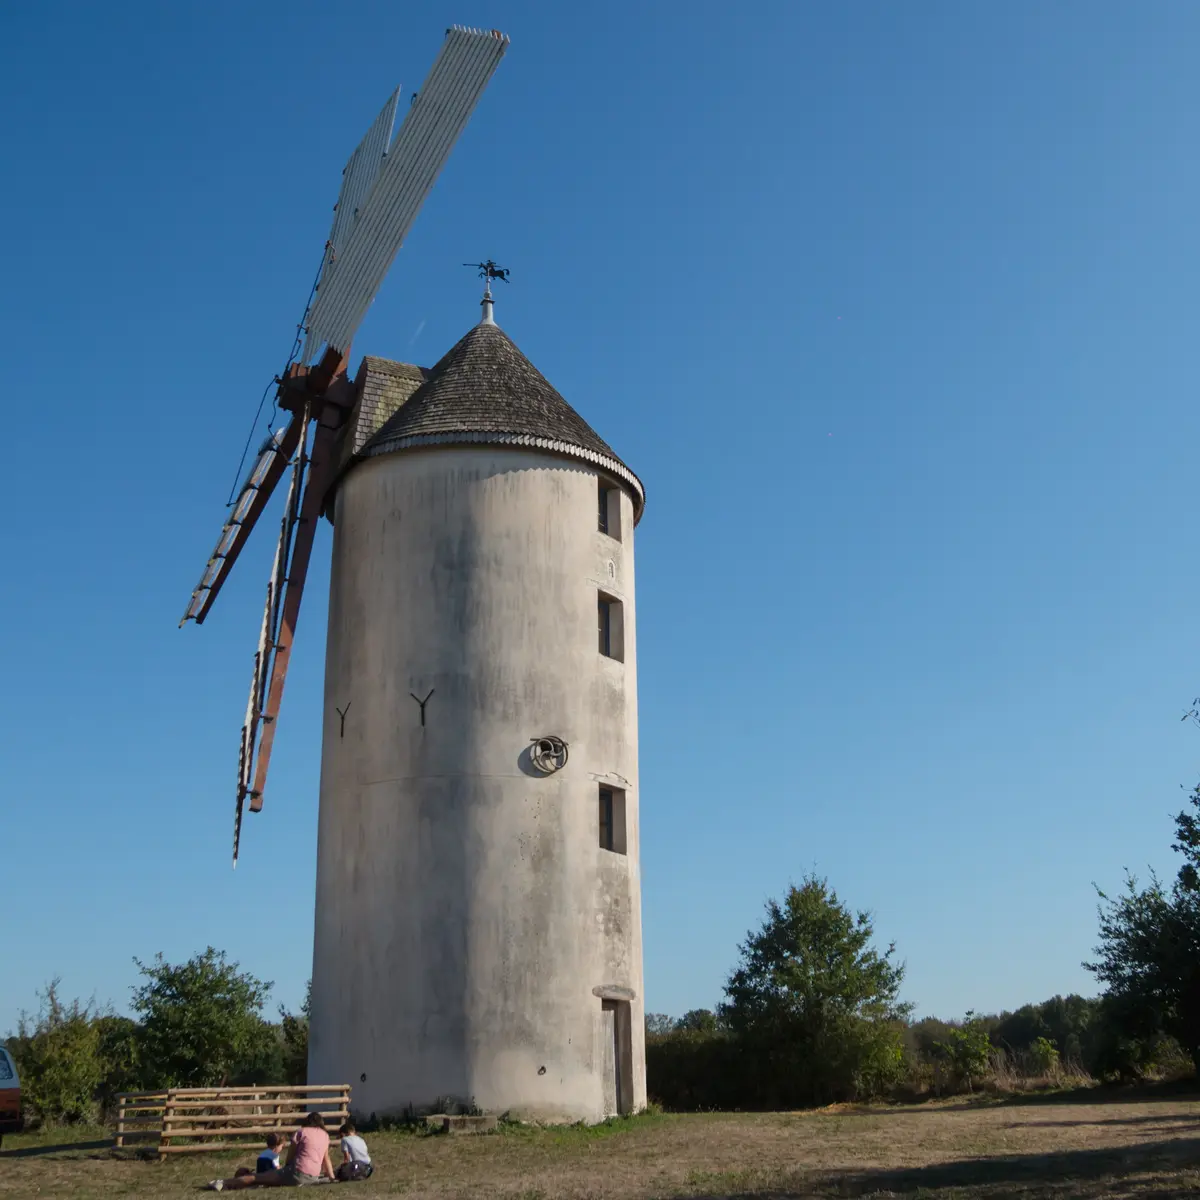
<box><xmin>530</xmin><ymin>736</ymin><xmax>569</xmax><ymax>774</ymax></box>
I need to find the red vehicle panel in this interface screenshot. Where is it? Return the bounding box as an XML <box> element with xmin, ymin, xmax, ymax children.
<box><xmin>0</xmin><ymin>1046</ymin><xmax>21</xmax><ymax>1135</ymax></box>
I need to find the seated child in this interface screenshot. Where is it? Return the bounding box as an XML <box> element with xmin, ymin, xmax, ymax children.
<box><xmin>336</xmin><ymin>1120</ymin><xmax>373</xmax><ymax>1181</ymax></box>
<box><xmin>256</xmin><ymin>1132</ymin><xmax>284</xmax><ymax>1174</ymax></box>
<box><xmin>230</xmin><ymin>1131</ymin><xmax>284</xmax><ymax>1180</ymax></box>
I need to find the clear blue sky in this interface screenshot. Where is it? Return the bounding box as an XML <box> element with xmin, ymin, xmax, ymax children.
<box><xmin>3</xmin><ymin>1</ymin><xmax>1198</xmax><ymax>1034</ymax></box>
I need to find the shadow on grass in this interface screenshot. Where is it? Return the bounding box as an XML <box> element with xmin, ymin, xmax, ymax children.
<box><xmin>680</xmin><ymin>1135</ymin><xmax>1200</xmax><ymax>1199</ymax></box>
<box><xmin>897</xmin><ymin>1079</ymin><xmax>1200</xmax><ymax>1115</ymax></box>
<box><xmin>1004</xmin><ymin>1113</ymin><xmax>1200</xmax><ymax>1129</ymax></box>
<box><xmin>0</xmin><ymin>1138</ymin><xmax>113</xmax><ymax>1158</ymax></box>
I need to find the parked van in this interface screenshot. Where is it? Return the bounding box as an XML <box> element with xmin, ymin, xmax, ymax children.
<box><xmin>0</xmin><ymin>1044</ymin><xmax>20</xmax><ymax>1144</ymax></box>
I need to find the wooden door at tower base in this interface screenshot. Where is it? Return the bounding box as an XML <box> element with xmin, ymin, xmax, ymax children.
<box><xmin>600</xmin><ymin>999</ymin><xmax>630</xmax><ymax>1117</ymax></box>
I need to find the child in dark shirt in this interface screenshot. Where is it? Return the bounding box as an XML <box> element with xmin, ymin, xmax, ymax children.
<box><xmin>256</xmin><ymin>1132</ymin><xmax>284</xmax><ymax>1174</ymax></box>
<box><xmin>231</xmin><ymin>1131</ymin><xmax>284</xmax><ymax>1179</ymax></box>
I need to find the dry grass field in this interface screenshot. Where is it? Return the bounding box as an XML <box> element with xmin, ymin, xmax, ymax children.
<box><xmin>1</xmin><ymin>1088</ymin><xmax>1197</xmax><ymax>1199</ymax></box>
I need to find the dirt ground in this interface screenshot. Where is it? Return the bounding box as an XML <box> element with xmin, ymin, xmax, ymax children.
<box><xmin>1</xmin><ymin>1088</ymin><xmax>1198</xmax><ymax>1199</ymax></box>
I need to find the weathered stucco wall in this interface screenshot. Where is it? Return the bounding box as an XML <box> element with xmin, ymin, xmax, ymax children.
<box><xmin>309</xmin><ymin>445</ymin><xmax>644</xmax><ymax>1122</ymax></box>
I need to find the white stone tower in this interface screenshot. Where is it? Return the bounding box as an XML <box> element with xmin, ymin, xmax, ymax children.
<box><xmin>308</xmin><ymin>293</ymin><xmax>646</xmax><ymax>1122</ymax></box>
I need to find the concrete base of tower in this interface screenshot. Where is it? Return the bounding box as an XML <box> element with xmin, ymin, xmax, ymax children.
<box><xmin>308</xmin><ymin>987</ymin><xmax>646</xmax><ymax>1124</ymax></box>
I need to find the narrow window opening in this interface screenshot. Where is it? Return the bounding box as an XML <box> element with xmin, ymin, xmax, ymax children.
<box><xmin>598</xmin><ymin>786</ymin><xmax>627</xmax><ymax>854</ymax></box>
<box><xmin>598</xmin><ymin>480</ymin><xmax>622</xmax><ymax>541</ymax></box>
<box><xmin>597</xmin><ymin>592</ymin><xmax>624</xmax><ymax>661</ymax></box>
<box><xmin>598</xmin><ymin>597</ymin><xmax>611</xmax><ymax>656</ymax></box>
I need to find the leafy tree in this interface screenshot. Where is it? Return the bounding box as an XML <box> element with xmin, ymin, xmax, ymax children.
<box><xmin>131</xmin><ymin>948</ymin><xmax>275</xmax><ymax>1087</ymax></box>
<box><xmin>279</xmin><ymin>981</ymin><xmax>311</xmax><ymax>1086</ymax></box>
<box><xmin>10</xmin><ymin>981</ymin><xmax>104</xmax><ymax>1125</ymax></box>
<box><xmin>1173</xmin><ymin>782</ymin><xmax>1200</xmax><ymax>893</ymax></box>
<box><xmin>906</xmin><ymin>1015</ymin><xmax>957</xmax><ymax>1061</ymax></box>
<box><xmin>675</xmin><ymin>1009</ymin><xmax>720</xmax><ymax>1034</ymax></box>
<box><xmin>721</xmin><ymin>875</ymin><xmax>910</xmax><ymax>1106</ymax></box>
<box><xmin>1085</xmin><ymin>870</ymin><xmax>1200</xmax><ymax>1074</ymax></box>
<box><xmin>1086</xmin><ymin>991</ymin><xmax>1187</xmax><ymax>1081</ymax></box>
<box><xmin>644</xmin><ymin>1013</ymin><xmax>676</xmax><ymax>1039</ymax></box>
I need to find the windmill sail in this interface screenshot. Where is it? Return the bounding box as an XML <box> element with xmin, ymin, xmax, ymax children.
<box><xmin>180</xmin><ymin>417</ymin><xmax>304</xmax><ymax>626</ymax></box>
<box><xmin>183</xmin><ymin>88</ymin><xmax>400</xmax><ymax>633</ymax></box>
<box><xmin>315</xmin><ymin>88</ymin><xmax>402</xmax><ymax>294</ymax></box>
<box><xmin>301</xmin><ymin>27</ymin><xmax>508</xmax><ymax>362</ymax></box>
<box><xmin>233</xmin><ymin>413</ymin><xmax>310</xmax><ymax>862</ymax></box>
<box><xmin>240</xmin><ymin>395</ymin><xmax>351</xmax><ymax>822</ymax></box>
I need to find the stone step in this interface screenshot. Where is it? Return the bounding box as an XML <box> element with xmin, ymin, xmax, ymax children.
<box><xmin>436</xmin><ymin>1114</ymin><xmax>499</xmax><ymax>1135</ymax></box>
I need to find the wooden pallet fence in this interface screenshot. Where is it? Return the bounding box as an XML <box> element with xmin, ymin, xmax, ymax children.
<box><xmin>114</xmin><ymin>1084</ymin><xmax>351</xmax><ymax>1156</ymax></box>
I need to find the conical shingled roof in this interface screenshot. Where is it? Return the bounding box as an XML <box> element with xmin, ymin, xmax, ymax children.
<box><xmin>362</xmin><ymin>320</ymin><xmax>644</xmax><ymax>518</ymax></box>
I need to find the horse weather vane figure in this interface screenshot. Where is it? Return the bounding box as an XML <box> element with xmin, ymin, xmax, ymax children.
<box><xmin>464</xmin><ymin>259</ymin><xmax>510</xmax><ymax>284</ymax></box>
<box><xmin>179</xmin><ymin>26</ymin><xmax>509</xmax><ymax>865</ymax></box>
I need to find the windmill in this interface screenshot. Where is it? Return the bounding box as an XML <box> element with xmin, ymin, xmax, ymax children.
<box><xmin>180</xmin><ymin>26</ymin><xmax>509</xmax><ymax>863</ymax></box>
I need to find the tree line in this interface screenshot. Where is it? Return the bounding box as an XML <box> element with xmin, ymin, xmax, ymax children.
<box><xmin>645</xmin><ymin>786</ymin><xmax>1199</xmax><ymax>1110</ymax></box>
<box><xmin>8</xmin><ymin>785</ymin><xmax>1198</xmax><ymax>1126</ymax></box>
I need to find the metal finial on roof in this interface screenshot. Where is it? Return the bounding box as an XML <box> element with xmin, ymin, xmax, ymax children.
<box><xmin>464</xmin><ymin>260</ymin><xmax>509</xmax><ymax>325</ymax></box>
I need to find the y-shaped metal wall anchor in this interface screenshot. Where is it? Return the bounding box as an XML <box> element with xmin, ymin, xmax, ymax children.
<box><xmin>410</xmin><ymin>688</ymin><xmax>434</xmax><ymax>727</ymax></box>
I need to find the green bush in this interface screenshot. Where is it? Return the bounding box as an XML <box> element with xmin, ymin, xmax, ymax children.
<box><xmin>10</xmin><ymin>982</ymin><xmax>105</xmax><ymax>1126</ymax></box>
<box><xmin>932</xmin><ymin>1013</ymin><xmax>991</xmax><ymax>1091</ymax></box>
<box><xmin>646</xmin><ymin>1028</ymin><xmax>743</xmax><ymax>1111</ymax></box>
<box><xmin>1028</xmin><ymin>1036</ymin><xmax>1060</xmax><ymax>1075</ymax></box>
<box><xmin>94</xmin><ymin>1014</ymin><xmax>142</xmax><ymax>1115</ymax></box>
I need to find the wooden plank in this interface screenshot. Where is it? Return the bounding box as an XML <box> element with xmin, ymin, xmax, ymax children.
<box><xmin>163</xmin><ymin>1120</ymin><xmax>348</xmax><ymax>1133</ymax></box>
<box><xmin>161</xmin><ymin>1088</ymin><xmax>176</xmax><ymax>1158</ymax></box>
<box><xmin>160</xmin><ymin>1098</ymin><xmax>347</xmax><ymax>1111</ymax></box>
<box><xmin>146</xmin><ymin>1084</ymin><xmax>348</xmax><ymax>1097</ymax></box>
<box><xmin>160</xmin><ymin>1118</ymin><xmax>348</xmax><ymax>1137</ymax></box>
<box><xmin>164</xmin><ymin>1108</ymin><xmax>347</xmax><ymax>1123</ymax></box>
<box><xmin>160</xmin><ymin>1130</ymin><xmax>341</xmax><ymax>1144</ymax></box>
<box><xmin>160</xmin><ymin>1124</ymin><xmax>344</xmax><ymax>1138</ymax></box>
<box><xmin>158</xmin><ymin>1141</ymin><xmax>315</xmax><ymax>1154</ymax></box>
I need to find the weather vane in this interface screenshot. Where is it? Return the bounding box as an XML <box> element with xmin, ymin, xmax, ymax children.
<box><xmin>464</xmin><ymin>259</ymin><xmax>510</xmax><ymax>284</ymax></box>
